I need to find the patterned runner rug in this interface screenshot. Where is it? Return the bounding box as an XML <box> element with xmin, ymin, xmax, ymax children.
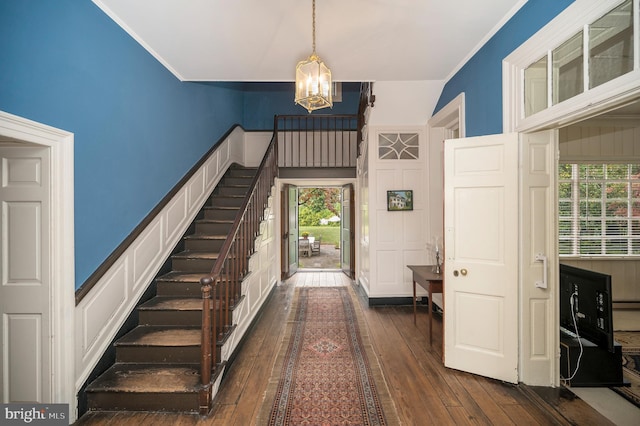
<box><xmin>258</xmin><ymin>286</ymin><xmax>398</xmax><ymax>425</ymax></box>
<box><xmin>612</xmin><ymin>331</ymin><xmax>640</xmax><ymax>408</ymax></box>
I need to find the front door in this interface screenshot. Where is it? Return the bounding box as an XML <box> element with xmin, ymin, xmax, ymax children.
<box><xmin>0</xmin><ymin>145</ymin><xmax>52</xmax><ymax>402</ymax></box>
<box><xmin>444</xmin><ymin>133</ymin><xmax>519</xmax><ymax>384</ymax></box>
<box><xmin>280</xmin><ymin>184</ymin><xmax>299</xmax><ymax>279</ymax></box>
<box><xmin>341</xmin><ymin>184</ymin><xmax>354</xmax><ymax>278</ymax></box>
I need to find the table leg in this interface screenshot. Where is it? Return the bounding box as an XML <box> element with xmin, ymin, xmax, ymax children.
<box><xmin>428</xmin><ymin>286</ymin><xmax>433</xmax><ymax>346</ymax></box>
<box><xmin>413</xmin><ymin>280</ymin><xmax>417</xmax><ymax>325</ymax></box>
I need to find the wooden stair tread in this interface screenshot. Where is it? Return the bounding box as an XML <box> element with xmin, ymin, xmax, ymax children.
<box><xmin>116</xmin><ymin>326</ymin><xmax>200</xmax><ymax>347</ymax></box>
<box><xmin>156</xmin><ymin>271</ymin><xmax>238</xmax><ymax>284</ymax></box>
<box><xmin>156</xmin><ymin>272</ymin><xmax>204</xmax><ymax>283</ymax></box>
<box><xmin>196</xmin><ymin>218</ymin><xmax>233</xmax><ymax>223</ymax></box>
<box><xmin>184</xmin><ymin>233</ymin><xmax>227</xmax><ymax>240</ymax></box>
<box><xmin>86</xmin><ymin>363</ymin><xmax>201</xmax><ymax>393</ymax></box>
<box><xmin>172</xmin><ymin>251</ymin><xmax>219</xmax><ymax>260</ymax></box>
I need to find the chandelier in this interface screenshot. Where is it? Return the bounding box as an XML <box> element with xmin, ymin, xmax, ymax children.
<box><xmin>294</xmin><ymin>0</ymin><xmax>332</xmax><ymax>113</ymax></box>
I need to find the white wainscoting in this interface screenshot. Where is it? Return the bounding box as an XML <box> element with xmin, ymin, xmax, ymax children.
<box><xmin>74</xmin><ymin>128</ymin><xmax>273</xmax><ymax>394</ymax></box>
<box><xmin>222</xmin><ymin>195</ymin><xmax>277</xmax><ymax>361</ymax></box>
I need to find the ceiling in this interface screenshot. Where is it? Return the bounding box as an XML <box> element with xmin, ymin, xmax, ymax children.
<box><xmin>93</xmin><ymin>0</ymin><xmax>525</xmax><ymax>82</ymax></box>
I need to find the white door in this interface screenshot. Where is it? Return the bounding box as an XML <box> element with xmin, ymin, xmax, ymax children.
<box><xmin>519</xmin><ymin>130</ymin><xmax>558</xmax><ymax>386</ymax></box>
<box><xmin>444</xmin><ymin>133</ymin><xmax>519</xmax><ymax>384</ymax></box>
<box><xmin>0</xmin><ymin>145</ymin><xmax>51</xmax><ymax>402</ymax></box>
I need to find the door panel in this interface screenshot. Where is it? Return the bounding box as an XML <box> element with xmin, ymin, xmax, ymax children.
<box><xmin>444</xmin><ymin>133</ymin><xmax>518</xmax><ymax>384</ymax></box>
<box><xmin>288</xmin><ymin>185</ymin><xmax>299</xmax><ymax>275</ymax></box>
<box><xmin>520</xmin><ymin>130</ymin><xmax>557</xmax><ymax>386</ymax></box>
<box><xmin>0</xmin><ymin>146</ymin><xmax>50</xmax><ymax>403</ymax></box>
<box><xmin>341</xmin><ymin>184</ymin><xmax>354</xmax><ymax>278</ymax></box>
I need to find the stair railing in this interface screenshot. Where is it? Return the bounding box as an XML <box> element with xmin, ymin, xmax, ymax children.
<box><xmin>275</xmin><ymin>114</ymin><xmax>358</xmax><ymax>168</ymax></box>
<box><xmin>199</xmin><ymin>133</ymin><xmax>277</xmax><ymax>414</ymax></box>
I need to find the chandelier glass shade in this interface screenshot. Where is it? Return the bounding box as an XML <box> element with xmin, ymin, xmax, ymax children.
<box><xmin>294</xmin><ymin>0</ymin><xmax>332</xmax><ymax>113</ymax></box>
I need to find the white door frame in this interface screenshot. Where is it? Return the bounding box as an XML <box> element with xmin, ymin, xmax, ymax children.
<box><xmin>0</xmin><ymin>111</ymin><xmax>75</xmax><ymax>417</ymax></box>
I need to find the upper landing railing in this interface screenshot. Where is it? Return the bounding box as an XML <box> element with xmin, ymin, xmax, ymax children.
<box><xmin>275</xmin><ymin>114</ymin><xmax>358</xmax><ymax>169</ymax></box>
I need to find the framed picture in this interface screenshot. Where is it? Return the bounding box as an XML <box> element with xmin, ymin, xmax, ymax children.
<box><xmin>387</xmin><ymin>190</ymin><xmax>413</xmax><ymax>211</ymax></box>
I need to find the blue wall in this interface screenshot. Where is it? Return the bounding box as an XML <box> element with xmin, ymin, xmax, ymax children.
<box><xmin>433</xmin><ymin>0</ymin><xmax>574</xmax><ymax>136</ymax></box>
<box><xmin>0</xmin><ymin>1</ymin><xmax>360</xmax><ymax>290</ymax></box>
<box><xmin>241</xmin><ymin>82</ymin><xmax>361</xmax><ymax>130</ymax></box>
<box><xmin>0</xmin><ymin>1</ymin><xmax>245</xmax><ymax>288</ymax></box>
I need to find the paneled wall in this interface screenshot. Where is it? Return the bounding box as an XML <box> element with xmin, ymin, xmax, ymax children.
<box><xmin>559</xmin><ymin>119</ymin><xmax>640</xmax><ymax>162</ymax></box>
<box><xmin>559</xmin><ymin>118</ymin><xmax>640</xmax><ymax>302</ymax></box>
<box><xmin>365</xmin><ymin>127</ymin><xmax>429</xmax><ymax>298</ymax></box>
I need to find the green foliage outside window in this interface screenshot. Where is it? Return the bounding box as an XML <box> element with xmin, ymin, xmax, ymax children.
<box><xmin>559</xmin><ymin>163</ymin><xmax>640</xmax><ymax>256</ymax></box>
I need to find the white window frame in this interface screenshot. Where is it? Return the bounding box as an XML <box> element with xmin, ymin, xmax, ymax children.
<box><xmin>559</xmin><ymin>163</ymin><xmax>640</xmax><ymax>258</ymax></box>
<box><xmin>503</xmin><ymin>0</ymin><xmax>640</xmax><ymax>134</ymax></box>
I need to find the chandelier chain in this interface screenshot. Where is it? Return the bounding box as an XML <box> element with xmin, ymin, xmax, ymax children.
<box><xmin>312</xmin><ymin>0</ymin><xmax>316</xmax><ymax>53</ymax></box>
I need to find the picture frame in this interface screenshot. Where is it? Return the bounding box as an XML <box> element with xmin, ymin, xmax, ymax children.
<box><xmin>387</xmin><ymin>190</ymin><xmax>413</xmax><ymax>211</ymax></box>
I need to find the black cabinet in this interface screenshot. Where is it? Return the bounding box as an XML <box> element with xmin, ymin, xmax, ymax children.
<box><xmin>560</xmin><ymin>331</ymin><xmax>624</xmax><ymax>387</ymax></box>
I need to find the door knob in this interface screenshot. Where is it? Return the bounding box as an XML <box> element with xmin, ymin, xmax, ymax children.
<box><xmin>453</xmin><ymin>270</ymin><xmax>459</xmax><ymax>277</ymax></box>
<box><xmin>461</xmin><ymin>268</ymin><xmax>468</xmax><ymax>276</ymax></box>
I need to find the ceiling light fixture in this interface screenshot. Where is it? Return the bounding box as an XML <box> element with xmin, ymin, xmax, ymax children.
<box><xmin>294</xmin><ymin>0</ymin><xmax>332</xmax><ymax>113</ymax></box>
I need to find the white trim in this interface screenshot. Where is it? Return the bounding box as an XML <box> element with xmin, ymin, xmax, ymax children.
<box><xmin>0</xmin><ymin>111</ymin><xmax>76</xmax><ymax>418</ymax></box>
<box><xmin>445</xmin><ymin>1</ymin><xmax>528</xmax><ymax>82</ymax></box>
<box><xmin>428</xmin><ymin>93</ymin><xmax>465</xmax><ymax>137</ymax></box>
<box><xmin>91</xmin><ymin>0</ymin><xmax>186</xmax><ymax>82</ymax></box>
<box><xmin>503</xmin><ymin>0</ymin><xmax>640</xmax><ymax>133</ymax></box>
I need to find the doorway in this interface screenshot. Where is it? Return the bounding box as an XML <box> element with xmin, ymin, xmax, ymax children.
<box><xmin>297</xmin><ymin>187</ymin><xmax>342</xmax><ymax>271</ymax></box>
<box><xmin>279</xmin><ymin>180</ymin><xmax>355</xmax><ymax>280</ymax></box>
<box><xmin>0</xmin><ymin>111</ymin><xmax>75</xmax><ymax>414</ymax></box>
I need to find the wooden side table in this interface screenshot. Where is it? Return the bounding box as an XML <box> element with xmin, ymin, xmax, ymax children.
<box><xmin>407</xmin><ymin>265</ymin><xmax>443</xmax><ymax>346</ymax></box>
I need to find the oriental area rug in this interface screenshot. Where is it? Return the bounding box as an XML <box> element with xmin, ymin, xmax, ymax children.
<box><xmin>258</xmin><ymin>286</ymin><xmax>399</xmax><ymax>425</ymax></box>
<box><xmin>612</xmin><ymin>331</ymin><xmax>640</xmax><ymax>408</ymax></box>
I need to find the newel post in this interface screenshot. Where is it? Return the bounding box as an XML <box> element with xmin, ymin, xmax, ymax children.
<box><xmin>199</xmin><ymin>275</ymin><xmax>213</xmax><ymax>414</ymax></box>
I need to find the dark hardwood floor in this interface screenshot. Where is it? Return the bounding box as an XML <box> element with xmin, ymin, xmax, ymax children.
<box><xmin>75</xmin><ymin>272</ymin><xmax>614</xmax><ymax>425</ymax></box>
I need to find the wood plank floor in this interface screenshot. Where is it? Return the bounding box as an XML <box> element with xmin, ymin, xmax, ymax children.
<box><xmin>75</xmin><ymin>272</ymin><xmax>613</xmax><ymax>425</ymax></box>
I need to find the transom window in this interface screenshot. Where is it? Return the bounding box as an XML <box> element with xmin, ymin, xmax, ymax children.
<box><xmin>524</xmin><ymin>0</ymin><xmax>635</xmax><ymax>118</ymax></box>
<box><xmin>559</xmin><ymin>163</ymin><xmax>640</xmax><ymax>256</ymax></box>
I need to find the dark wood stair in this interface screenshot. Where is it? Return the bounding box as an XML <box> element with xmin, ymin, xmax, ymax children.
<box><xmin>84</xmin><ymin>165</ymin><xmax>257</xmax><ymax>413</ymax></box>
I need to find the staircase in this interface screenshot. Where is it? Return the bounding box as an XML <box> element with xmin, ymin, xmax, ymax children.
<box><xmin>84</xmin><ymin>165</ymin><xmax>257</xmax><ymax>413</ymax></box>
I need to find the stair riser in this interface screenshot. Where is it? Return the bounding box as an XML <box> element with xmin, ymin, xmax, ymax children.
<box><xmin>203</xmin><ymin>208</ymin><xmax>238</xmax><ymax>220</ymax></box>
<box><xmin>138</xmin><ymin>310</ymin><xmax>202</xmax><ymax>326</ymax></box>
<box><xmin>156</xmin><ymin>281</ymin><xmax>202</xmax><ymax>297</ymax></box>
<box><xmin>223</xmin><ymin>177</ymin><xmax>253</xmax><ymax>186</ymax></box>
<box><xmin>210</xmin><ymin>197</ymin><xmax>244</xmax><ymax>208</ymax></box>
<box><xmin>227</xmin><ymin>169</ymin><xmax>255</xmax><ymax>178</ymax></box>
<box><xmin>172</xmin><ymin>257</ymin><xmax>216</xmax><ymax>273</ymax></box>
<box><xmin>155</xmin><ymin>280</ymin><xmax>238</xmax><ymax>297</ymax></box>
<box><xmin>216</xmin><ymin>186</ymin><xmax>249</xmax><ymax>196</ymax></box>
<box><xmin>184</xmin><ymin>238</ymin><xmax>226</xmax><ymax>252</ymax></box>
<box><xmin>115</xmin><ymin>346</ymin><xmax>201</xmax><ymax>364</ymax></box>
<box><xmin>195</xmin><ymin>222</ymin><xmax>233</xmax><ymax>234</ymax></box>
<box><xmin>87</xmin><ymin>392</ymin><xmax>199</xmax><ymax>413</ymax></box>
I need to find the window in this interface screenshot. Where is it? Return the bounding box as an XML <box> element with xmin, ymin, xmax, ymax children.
<box><xmin>559</xmin><ymin>163</ymin><xmax>640</xmax><ymax>256</ymax></box>
<box><xmin>517</xmin><ymin>0</ymin><xmax>637</xmax><ymax>125</ymax></box>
